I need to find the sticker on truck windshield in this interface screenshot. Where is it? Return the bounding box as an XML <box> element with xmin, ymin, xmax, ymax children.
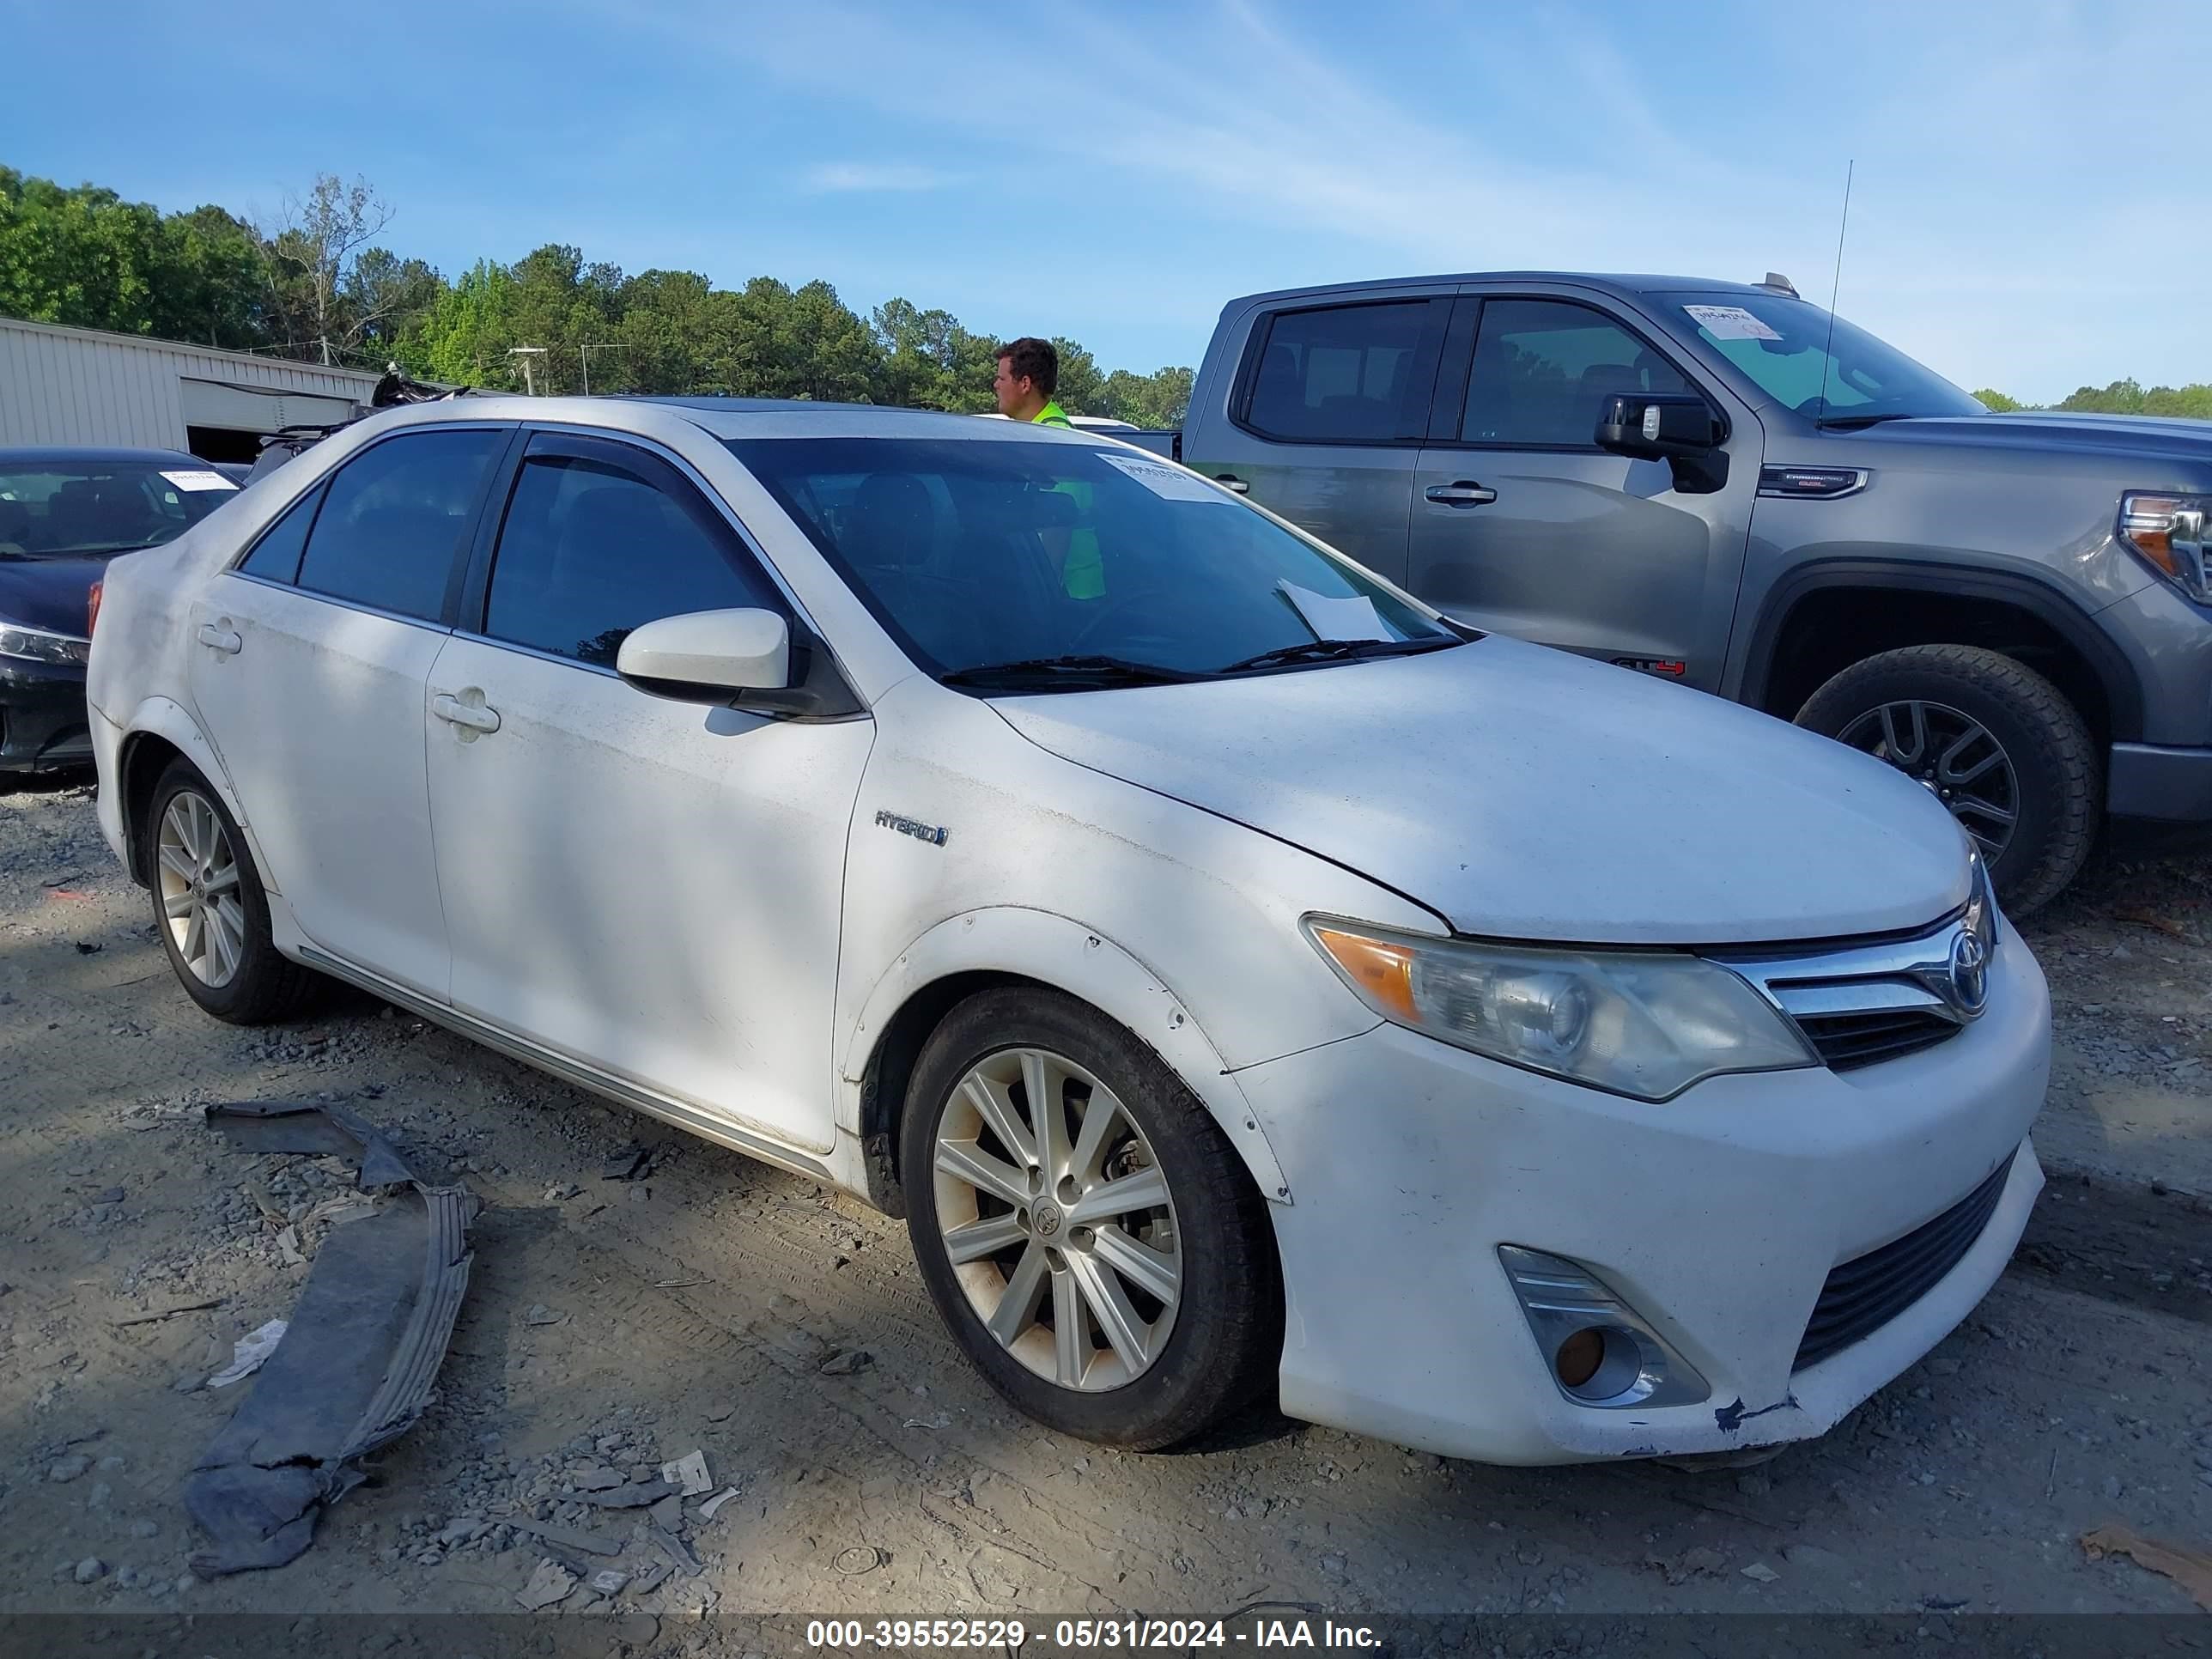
<box><xmin>161</xmin><ymin>470</ymin><xmax>240</xmax><ymax>492</ymax></box>
<box><xmin>1097</xmin><ymin>452</ymin><xmax>1231</xmax><ymax>504</ymax></box>
<box><xmin>1683</xmin><ymin>304</ymin><xmax>1783</xmax><ymax>342</ymax></box>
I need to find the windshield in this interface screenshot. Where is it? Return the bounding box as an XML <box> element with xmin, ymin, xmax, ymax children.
<box><xmin>726</xmin><ymin>437</ymin><xmax>1462</xmax><ymax>688</ymax></box>
<box><xmin>1669</xmin><ymin>292</ymin><xmax>1986</xmax><ymax>424</ymax></box>
<box><xmin>0</xmin><ymin>460</ymin><xmax>236</xmax><ymax>559</ymax></box>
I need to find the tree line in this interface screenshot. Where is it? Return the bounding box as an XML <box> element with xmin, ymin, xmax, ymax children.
<box><xmin>1971</xmin><ymin>381</ymin><xmax>2212</xmax><ymax>419</ymax></box>
<box><xmin>0</xmin><ymin>167</ymin><xmax>1196</xmax><ymax>427</ymax></box>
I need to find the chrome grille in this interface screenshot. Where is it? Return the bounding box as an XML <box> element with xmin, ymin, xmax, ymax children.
<box><xmin>1712</xmin><ymin>901</ymin><xmax>1993</xmax><ymax>1076</ymax></box>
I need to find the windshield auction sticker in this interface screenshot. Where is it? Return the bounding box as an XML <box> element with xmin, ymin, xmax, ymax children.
<box><xmin>1683</xmin><ymin>304</ymin><xmax>1783</xmax><ymax>342</ymax></box>
<box><xmin>161</xmin><ymin>470</ymin><xmax>240</xmax><ymax>492</ymax></box>
<box><xmin>1097</xmin><ymin>452</ymin><xmax>1233</xmax><ymax>504</ymax></box>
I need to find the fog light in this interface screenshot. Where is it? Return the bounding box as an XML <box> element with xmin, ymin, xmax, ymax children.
<box><xmin>1498</xmin><ymin>1245</ymin><xmax>1710</xmax><ymax>1409</ymax></box>
<box><xmin>1554</xmin><ymin>1328</ymin><xmax>1605</xmax><ymax>1389</ymax></box>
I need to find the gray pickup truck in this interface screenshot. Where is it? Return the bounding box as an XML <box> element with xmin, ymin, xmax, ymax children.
<box><xmin>1158</xmin><ymin>272</ymin><xmax>2212</xmax><ymax>911</ymax></box>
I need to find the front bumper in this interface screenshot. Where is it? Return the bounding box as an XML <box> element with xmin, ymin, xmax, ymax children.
<box><xmin>0</xmin><ymin>659</ymin><xmax>92</xmax><ymax>772</ymax></box>
<box><xmin>1239</xmin><ymin>919</ymin><xmax>2050</xmax><ymax>1465</ymax></box>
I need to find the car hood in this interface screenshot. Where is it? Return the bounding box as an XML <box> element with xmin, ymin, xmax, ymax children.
<box><xmin>1855</xmin><ymin>411</ymin><xmax>2212</xmax><ymax>468</ymax></box>
<box><xmin>991</xmin><ymin>637</ymin><xmax>1969</xmax><ymax>945</ymax></box>
<box><xmin>0</xmin><ymin>554</ymin><xmax>109</xmax><ymax>637</ymax></box>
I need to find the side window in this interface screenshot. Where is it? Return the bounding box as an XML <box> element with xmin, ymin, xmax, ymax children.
<box><xmin>1244</xmin><ymin>301</ymin><xmax>1432</xmax><ymax>443</ymax></box>
<box><xmin>483</xmin><ymin>447</ymin><xmax>782</xmax><ymax>668</ymax></box>
<box><xmin>295</xmin><ymin>428</ymin><xmax>505</xmax><ymax>622</ymax></box>
<box><xmin>236</xmin><ymin>482</ymin><xmax>325</xmax><ymax>584</ymax></box>
<box><xmin>1461</xmin><ymin>299</ymin><xmax>1701</xmax><ymax>447</ymax></box>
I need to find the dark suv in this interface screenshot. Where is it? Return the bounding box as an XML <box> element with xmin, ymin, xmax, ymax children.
<box><xmin>1171</xmin><ymin>272</ymin><xmax>2212</xmax><ymax>910</ymax></box>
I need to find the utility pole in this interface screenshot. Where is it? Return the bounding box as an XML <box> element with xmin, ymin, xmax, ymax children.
<box><xmin>580</xmin><ymin>342</ymin><xmax>633</xmax><ymax>397</ymax></box>
<box><xmin>507</xmin><ymin>345</ymin><xmax>547</xmax><ymax>397</ymax></box>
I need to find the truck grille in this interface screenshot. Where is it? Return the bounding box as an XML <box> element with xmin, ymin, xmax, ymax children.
<box><xmin>1794</xmin><ymin>1148</ymin><xmax>2015</xmax><ymax>1370</ymax></box>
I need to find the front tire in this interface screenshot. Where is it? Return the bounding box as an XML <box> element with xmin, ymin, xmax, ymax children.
<box><xmin>144</xmin><ymin>760</ymin><xmax>324</xmax><ymax>1024</ymax></box>
<box><xmin>1795</xmin><ymin>644</ymin><xmax>2098</xmax><ymax>915</ymax></box>
<box><xmin>901</xmin><ymin>988</ymin><xmax>1280</xmax><ymax>1449</ymax></box>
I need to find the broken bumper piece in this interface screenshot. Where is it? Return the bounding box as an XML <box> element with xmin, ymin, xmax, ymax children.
<box><xmin>185</xmin><ymin>1100</ymin><xmax>478</xmax><ymax>1576</ymax></box>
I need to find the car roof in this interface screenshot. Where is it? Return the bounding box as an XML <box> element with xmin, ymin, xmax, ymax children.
<box><xmin>1228</xmin><ymin>272</ymin><xmax>1794</xmax><ymax>307</ymax></box>
<box><xmin>0</xmin><ymin>445</ymin><xmax>209</xmax><ymax>466</ymax></box>
<box><xmin>614</xmin><ymin>397</ymin><xmax>1108</xmax><ymax>443</ymax></box>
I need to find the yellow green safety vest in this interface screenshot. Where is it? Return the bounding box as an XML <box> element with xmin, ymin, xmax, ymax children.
<box><xmin>1032</xmin><ymin>404</ymin><xmax>1103</xmax><ymax>599</ymax></box>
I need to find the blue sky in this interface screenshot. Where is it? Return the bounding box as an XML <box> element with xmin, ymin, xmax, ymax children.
<box><xmin>4</xmin><ymin>0</ymin><xmax>2204</xmax><ymax>401</ymax></box>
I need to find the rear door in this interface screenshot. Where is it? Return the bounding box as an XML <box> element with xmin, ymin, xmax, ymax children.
<box><xmin>1407</xmin><ymin>288</ymin><xmax>1760</xmax><ymax>691</ymax></box>
<box><xmin>1179</xmin><ymin>293</ymin><xmax>1451</xmax><ymax>587</ymax></box>
<box><xmin>186</xmin><ymin>424</ymin><xmax>512</xmax><ymax>996</ymax></box>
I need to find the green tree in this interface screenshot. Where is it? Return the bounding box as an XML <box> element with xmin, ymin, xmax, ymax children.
<box><xmin>1099</xmin><ymin>365</ymin><xmax>1194</xmax><ymax>427</ymax></box>
<box><xmin>260</xmin><ymin>173</ymin><xmax>396</xmax><ymax>366</ymax></box>
<box><xmin>2057</xmin><ymin>378</ymin><xmax>2147</xmax><ymax>415</ymax></box>
<box><xmin>1972</xmin><ymin>388</ymin><xmax>2025</xmax><ymax>412</ymax></box>
<box><xmin>1050</xmin><ymin>336</ymin><xmax>1105</xmax><ymax>414</ymax></box>
<box><xmin>0</xmin><ymin>167</ymin><xmax>173</xmax><ymax>336</ymax></box>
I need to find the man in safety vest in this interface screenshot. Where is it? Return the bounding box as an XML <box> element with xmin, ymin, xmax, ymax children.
<box><xmin>994</xmin><ymin>337</ymin><xmax>1103</xmax><ymax>599</ymax></box>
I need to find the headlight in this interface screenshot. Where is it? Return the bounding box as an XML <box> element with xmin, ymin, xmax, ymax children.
<box><xmin>2118</xmin><ymin>491</ymin><xmax>2210</xmax><ymax>604</ymax></box>
<box><xmin>0</xmin><ymin>623</ymin><xmax>90</xmax><ymax>666</ymax></box>
<box><xmin>1305</xmin><ymin>919</ymin><xmax>1815</xmax><ymax>1102</ymax></box>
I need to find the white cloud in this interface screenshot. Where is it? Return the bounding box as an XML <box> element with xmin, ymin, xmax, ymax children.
<box><xmin>642</xmin><ymin>0</ymin><xmax>2211</xmax><ymax>399</ymax></box>
<box><xmin>802</xmin><ymin>161</ymin><xmax>959</xmax><ymax>193</ymax></box>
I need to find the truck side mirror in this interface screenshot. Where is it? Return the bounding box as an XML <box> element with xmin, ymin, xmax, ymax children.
<box><xmin>1594</xmin><ymin>393</ymin><xmax>1729</xmax><ymax>495</ymax></box>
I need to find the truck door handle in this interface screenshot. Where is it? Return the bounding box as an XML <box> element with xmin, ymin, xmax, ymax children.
<box><xmin>1425</xmin><ymin>482</ymin><xmax>1498</xmax><ymax>507</ymax></box>
<box><xmin>431</xmin><ymin>692</ymin><xmax>501</xmax><ymax>734</ymax></box>
<box><xmin>196</xmin><ymin>623</ymin><xmax>242</xmax><ymax>655</ymax></box>
<box><xmin>1213</xmin><ymin>475</ymin><xmax>1250</xmax><ymax>494</ymax></box>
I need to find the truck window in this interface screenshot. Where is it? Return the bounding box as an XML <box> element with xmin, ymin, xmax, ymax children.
<box><xmin>1243</xmin><ymin>302</ymin><xmax>1431</xmax><ymax>443</ymax></box>
<box><xmin>1461</xmin><ymin>299</ymin><xmax>1699</xmax><ymax>448</ymax></box>
<box><xmin>1666</xmin><ymin>290</ymin><xmax>1984</xmax><ymax>422</ymax></box>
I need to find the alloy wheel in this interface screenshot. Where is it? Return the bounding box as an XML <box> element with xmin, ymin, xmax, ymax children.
<box><xmin>1836</xmin><ymin>698</ymin><xmax>2020</xmax><ymax>861</ymax></box>
<box><xmin>156</xmin><ymin>790</ymin><xmax>246</xmax><ymax>988</ymax></box>
<box><xmin>932</xmin><ymin>1047</ymin><xmax>1183</xmax><ymax>1391</ymax></box>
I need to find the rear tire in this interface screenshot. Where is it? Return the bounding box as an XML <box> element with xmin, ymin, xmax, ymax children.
<box><xmin>901</xmin><ymin>988</ymin><xmax>1281</xmax><ymax>1450</ymax></box>
<box><xmin>144</xmin><ymin>760</ymin><xmax>325</xmax><ymax>1024</ymax></box>
<box><xmin>1796</xmin><ymin>644</ymin><xmax>2098</xmax><ymax>915</ymax></box>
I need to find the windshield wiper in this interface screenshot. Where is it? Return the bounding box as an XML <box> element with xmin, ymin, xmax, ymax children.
<box><xmin>1218</xmin><ymin>636</ymin><xmax>1457</xmax><ymax>674</ymax></box>
<box><xmin>940</xmin><ymin>654</ymin><xmax>1206</xmax><ymax>690</ymax></box>
<box><xmin>1816</xmin><ymin>411</ymin><xmax>1917</xmax><ymax>430</ymax></box>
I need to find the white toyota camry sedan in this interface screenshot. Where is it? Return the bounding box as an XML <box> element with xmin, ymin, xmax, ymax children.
<box><xmin>84</xmin><ymin>397</ymin><xmax>2049</xmax><ymax>1463</ymax></box>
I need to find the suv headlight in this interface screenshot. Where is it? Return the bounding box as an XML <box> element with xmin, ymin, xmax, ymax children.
<box><xmin>2118</xmin><ymin>492</ymin><xmax>2210</xmax><ymax>604</ymax></box>
<box><xmin>1305</xmin><ymin>919</ymin><xmax>1815</xmax><ymax>1102</ymax></box>
<box><xmin>0</xmin><ymin>623</ymin><xmax>90</xmax><ymax>666</ymax></box>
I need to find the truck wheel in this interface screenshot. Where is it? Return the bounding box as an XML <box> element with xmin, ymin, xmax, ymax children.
<box><xmin>1796</xmin><ymin>644</ymin><xmax>2098</xmax><ymax>915</ymax></box>
<box><xmin>901</xmin><ymin>988</ymin><xmax>1282</xmax><ymax>1449</ymax></box>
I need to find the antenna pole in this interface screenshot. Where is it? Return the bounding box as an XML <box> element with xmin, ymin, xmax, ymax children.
<box><xmin>1815</xmin><ymin>161</ymin><xmax>1855</xmax><ymax>424</ymax></box>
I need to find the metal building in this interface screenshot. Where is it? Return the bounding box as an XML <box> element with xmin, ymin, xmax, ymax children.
<box><xmin>0</xmin><ymin>317</ymin><xmax>379</xmax><ymax>460</ymax></box>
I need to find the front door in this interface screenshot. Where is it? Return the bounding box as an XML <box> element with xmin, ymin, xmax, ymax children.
<box><xmin>1407</xmin><ymin>293</ymin><xmax>1761</xmax><ymax>693</ymax></box>
<box><xmin>423</xmin><ymin>430</ymin><xmax>872</xmax><ymax>1154</ymax></box>
<box><xmin>187</xmin><ymin>426</ymin><xmax>510</xmax><ymax>996</ymax></box>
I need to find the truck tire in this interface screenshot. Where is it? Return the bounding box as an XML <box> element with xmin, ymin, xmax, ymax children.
<box><xmin>1796</xmin><ymin>644</ymin><xmax>2098</xmax><ymax>915</ymax></box>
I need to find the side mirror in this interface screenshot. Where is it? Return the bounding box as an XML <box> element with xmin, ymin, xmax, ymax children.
<box><xmin>1594</xmin><ymin>392</ymin><xmax>1729</xmax><ymax>495</ymax></box>
<box><xmin>617</xmin><ymin>608</ymin><xmax>791</xmax><ymax>697</ymax></box>
<box><xmin>1594</xmin><ymin>392</ymin><xmax>1723</xmax><ymax>459</ymax></box>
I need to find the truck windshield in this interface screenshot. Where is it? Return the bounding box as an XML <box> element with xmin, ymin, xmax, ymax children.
<box><xmin>726</xmin><ymin>435</ymin><xmax>1461</xmax><ymax>690</ymax></box>
<box><xmin>1668</xmin><ymin>292</ymin><xmax>1986</xmax><ymax>425</ymax></box>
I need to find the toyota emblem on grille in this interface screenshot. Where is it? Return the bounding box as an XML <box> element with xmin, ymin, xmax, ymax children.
<box><xmin>1948</xmin><ymin>930</ymin><xmax>1990</xmax><ymax>1017</ymax></box>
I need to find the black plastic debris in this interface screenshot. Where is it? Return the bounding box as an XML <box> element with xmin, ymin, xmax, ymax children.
<box><xmin>185</xmin><ymin>1101</ymin><xmax>477</xmax><ymax>1576</ymax></box>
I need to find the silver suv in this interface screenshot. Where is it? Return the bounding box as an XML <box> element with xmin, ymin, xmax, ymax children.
<box><xmin>1174</xmin><ymin>273</ymin><xmax>2212</xmax><ymax>910</ymax></box>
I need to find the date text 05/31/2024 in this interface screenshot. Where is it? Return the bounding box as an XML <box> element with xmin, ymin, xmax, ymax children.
<box><xmin>803</xmin><ymin>1619</ymin><xmax>1384</xmax><ymax>1650</ymax></box>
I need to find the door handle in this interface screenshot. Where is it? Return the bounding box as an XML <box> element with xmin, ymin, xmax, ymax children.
<box><xmin>1213</xmin><ymin>475</ymin><xmax>1251</xmax><ymax>494</ymax></box>
<box><xmin>431</xmin><ymin>692</ymin><xmax>501</xmax><ymax>734</ymax></box>
<box><xmin>196</xmin><ymin>622</ymin><xmax>242</xmax><ymax>655</ymax></box>
<box><xmin>1425</xmin><ymin>482</ymin><xmax>1498</xmax><ymax>507</ymax></box>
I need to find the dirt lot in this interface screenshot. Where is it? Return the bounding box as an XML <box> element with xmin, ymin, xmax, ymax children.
<box><xmin>2</xmin><ymin>774</ymin><xmax>2209</xmax><ymax>1626</ymax></box>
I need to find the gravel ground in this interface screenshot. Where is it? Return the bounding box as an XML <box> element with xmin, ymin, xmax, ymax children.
<box><xmin>1</xmin><ymin>775</ymin><xmax>2207</xmax><ymax>1626</ymax></box>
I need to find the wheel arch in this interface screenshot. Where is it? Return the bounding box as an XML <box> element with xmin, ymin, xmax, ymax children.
<box><xmin>113</xmin><ymin>698</ymin><xmax>257</xmax><ymax>888</ymax></box>
<box><xmin>1740</xmin><ymin>560</ymin><xmax>2143</xmax><ymax>748</ymax></box>
<box><xmin>841</xmin><ymin>908</ymin><xmax>1291</xmax><ymax>1217</ymax></box>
